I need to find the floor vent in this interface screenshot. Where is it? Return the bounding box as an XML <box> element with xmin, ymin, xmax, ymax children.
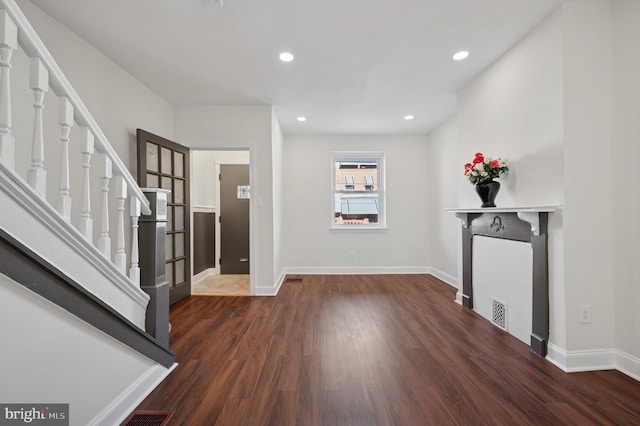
<box><xmin>285</xmin><ymin>277</ymin><xmax>304</xmax><ymax>283</ymax></box>
<box><xmin>491</xmin><ymin>298</ymin><xmax>507</xmax><ymax>331</ymax></box>
<box><xmin>122</xmin><ymin>410</ymin><xmax>174</xmax><ymax>426</ymax></box>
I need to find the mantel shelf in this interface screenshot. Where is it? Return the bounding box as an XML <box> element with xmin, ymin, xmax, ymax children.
<box><xmin>446</xmin><ymin>206</ymin><xmax>559</xmax><ymax>214</ymax></box>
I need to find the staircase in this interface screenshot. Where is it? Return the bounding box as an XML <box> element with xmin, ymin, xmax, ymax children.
<box><xmin>0</xmin><ymin>1</ymin><xmax>174</xmax><ymax>424</ymax></box>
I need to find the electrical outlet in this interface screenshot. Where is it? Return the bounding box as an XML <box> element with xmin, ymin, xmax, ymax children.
<box><xmin>580</xmin><ymin>304</ymin><xmax>591</xmax><ymax>324</ymax></box>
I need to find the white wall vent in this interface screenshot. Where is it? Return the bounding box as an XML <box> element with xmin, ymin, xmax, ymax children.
<box><xmin>491</xmin><ymin>297</ymin><xmax>508</xmax><ymax>331</ymax></box>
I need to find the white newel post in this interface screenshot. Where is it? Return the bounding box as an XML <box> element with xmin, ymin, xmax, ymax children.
<box><xmin>98</xmin><ymin>154</ymin><xmax>112</xmax><ymax>259</ymax></box>
<box><xmin>0</xmin><ymin>10</ymin><xmax>17</xmax><ymax>170</ymax></box>
<box><xmin>57</xmin><ymin>97</ymin><xmax>73</xmax><ymax>221</ymax></box>
<box><xmin>114</xmin><ymin>176</ymin><xmax>127</xmax><ymax>274</ymax></box>
<box><xmin>80</xmin><ymin>128</ymin><xmax>94</xmax><ymax>241</ymax></box>
<box><xmin>27</xmin><ymin>57</ymin><xmax>48</xmax><ymax>197</ymax></box>
<box><xmin>129</xmin><ymin>196</ymin><xmax>141</xmax><ymax>285</ymax></box>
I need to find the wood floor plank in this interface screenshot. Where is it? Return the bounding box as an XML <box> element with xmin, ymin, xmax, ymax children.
<box><xmin>132</xmin><ymin>274</ymin><xmax>640</xmax><ymax>425</ymax></box>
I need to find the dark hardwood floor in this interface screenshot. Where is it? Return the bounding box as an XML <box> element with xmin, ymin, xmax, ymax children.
<box><xmin>132</xmin><ymin>274</ymin><xmax>640</xmax><ymax>425</ymax></box>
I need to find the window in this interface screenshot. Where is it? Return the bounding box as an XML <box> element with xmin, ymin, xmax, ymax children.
<box><xmin>331</xmin><ymin>152</ymin><xmax>386</xmax><ymax>229</ymax></box>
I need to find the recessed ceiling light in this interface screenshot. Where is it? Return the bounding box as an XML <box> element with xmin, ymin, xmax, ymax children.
<box><xmin>453</xmin><ymin>51</ymin><xmax>469</xmax><ymax>61</ymax></box>
<box><xmin>404</xmin><ymin>115</ymin><xmax>414</xmax><ymax>121</ymax></box>
<box><xmin>297</xmin><ymin>116</ymin><xmax>307</xmax><ymax>122</ymax></box>
<box><xmin>279</xmin><ymin>52</ymin><xmax>294</xmax><ymax>62</ymax></box>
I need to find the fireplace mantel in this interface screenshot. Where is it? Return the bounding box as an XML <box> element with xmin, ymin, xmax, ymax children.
<box><xmin>447</xmin><ymin>206</ymin><xmax>558</xmax><ymax>357</ymax></box>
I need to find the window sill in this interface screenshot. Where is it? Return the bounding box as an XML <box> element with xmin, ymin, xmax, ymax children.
<box><xmin>329</xmin><ymin>225</ymin><xmax>388</xmax><ymax>232</ymax></box>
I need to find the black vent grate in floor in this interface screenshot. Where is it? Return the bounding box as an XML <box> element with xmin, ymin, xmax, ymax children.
<box><xmin>122</xmin><ymin>410</ymin><xmax>174</xmax><ymax>426</ymax></box>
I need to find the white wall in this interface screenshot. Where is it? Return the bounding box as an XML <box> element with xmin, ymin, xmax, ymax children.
<box><xmin>282</xmin><ymin>134</ymin><xmax>430</xmax><ymax>273</ymax></box>
<box><xmin>17</xmin><ymin>0</ymin><xmax>175</xmax><ymax>174</ymax></box>
<box><xmin>0</xmin><ymin>273</ymin><xmax>164</xmax><ymax>426</ymax></box>
<box><xmin>456</xmin><ymin>9</ymin><xmax>564</xmax><ymax>209</ymax></box>
<box><xmin>452</xmin><ymin>8</ymin><xmax>566</xmax><ymax>349</ymax></box>
<box><xmin>427</xmin><ymin>117</ymin><xmax>459</xmax><ymax>284</ymax></box>
<box><xmin>174</xmin><ymin>105</ymin><xmax>277</xmax><ymax>293</ymax></box>
<box><xmin>562</xmin><ymin>0</ymin><xmax>614</xmax><ymax>354</ymax></box>
<box><xmin>612</xmin><ymin>0</ymin><xmax>640</xmax><ymax>373</ymax></box>
<box><xmin>271</xmin><ymin>111</ymin><xmax>285</xmax><ymax>281</ymax></box>
<box><xmin>192</xmin><ymin>150</ymin><xmax>250</xmax><ymax>209</ymax></box>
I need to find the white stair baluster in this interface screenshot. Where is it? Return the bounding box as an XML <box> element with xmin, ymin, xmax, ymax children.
<box><xmin>98</xmin><ymin>154</ymin><xmax>112</xmax><ymax>259</ymax></box>
<box><xmin>57</xmin><ymin>97</ymin><xmax>73</xmax><ymax>221</ymax></box>
<box><xmin>0</xmin><ymin>10</ymin><xmax>17</xmax><ymax>169</ymax></box>
<box><xmin>129</xmin><ymin>196</ymin><xmax>141</xmax><ymax>285</ymax></box>
<box><xmin>114</xmin><ymin>176</ymin><xmax>127</xmax><ymax>274</ymax></box>
<box><xmin>27</xmin><ymin>57</ymin><xmax>48</xmax><ymax>197</ymax></box>
<box><xmin>80</xmin><ymin>128</ymin><xmax>94</xmax><ymax>241</ymax></box>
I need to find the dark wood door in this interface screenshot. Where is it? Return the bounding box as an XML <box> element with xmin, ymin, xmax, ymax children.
<box><xmin>137</xmin><ymin>129</ymin><xmax>191</xmax><ymax>304</ymax></box>
<box><xmin>220</xmin><ymin>164</ymin><xmax>250</xmax><ymax>274</ymax></box>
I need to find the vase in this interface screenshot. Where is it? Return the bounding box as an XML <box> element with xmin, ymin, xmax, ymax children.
<box><xmin>475</xmin><ymin>180</ymin><xmax>500</xmax><ymax>207</ymax></box>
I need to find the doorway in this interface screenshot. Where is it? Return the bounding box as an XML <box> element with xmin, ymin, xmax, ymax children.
<box><xmin>191</xmin><ymin>150</ymin><xmax>250</xmax><ymax>296</ymax></box>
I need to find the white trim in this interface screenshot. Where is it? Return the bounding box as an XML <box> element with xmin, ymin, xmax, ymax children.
<box><xmin>0</xmin><ymin>163</ymin><xmax>149</xmax><ymax>326</ymax></box>
<box><xmin>546</xmin><ymin>342</ymin><xmax>569</xmax><ymax>371</ymax></box>
<box><xmin>193</xmin><ymin>205</ymin><xmax>216</xmax><ymax>213</ymax></box>
<box><xmin>546</xmin><ymin>343</ymin><xmax>616</xmax><ymax>372</ymax></box>
<box><xmin>89</xmin><ymin>363</ymin><xmax>178</xmax><ymax>426</ymax></box>
<box><xmin>255</xmin><ymin>270</ymin><xmax>287</xmax><ymax>296</ymax></box>
<box><xmin>428</xmin><ymin>267</ymin><xmax>458</xmax><ymax>288</ymax></box>
<box><xmin>282</xmin><ymin>266</ymin><xmax>430</xmax><ymax>275</ymax></box>
<box><xmin>192</xmin><ymin>268</ymin><xmax>217</xmax><ymax>286</ymax></box>
<box><xmin>615</xmin><ymin>350</ymin><xmax>640</xmax><ymax>382</ymax></box>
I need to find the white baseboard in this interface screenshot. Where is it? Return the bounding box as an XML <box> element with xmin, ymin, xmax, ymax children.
<box><xmin>546</xmin><ymin>343</ymin><xmax>569</xmax><ymax>371</ymax></box>
<box><xmin>615</xmin><ymin>349</ymin><xmax>640</xmax><ymax>382</ymax></box>
<box><xmin>192</xmin><ymin>268</ymin><xmax>217</xmax><ymax>286</ymax></box>
<box><xmin>545</xmin><ymin>343</ymin><xmax>640</xmax><ymax>382</ymax></box>
<box><xmin>90</xmin><ymin>362</ymin><xmax>178</xmax><ymax>426</ymax></box>
<box><xmin>547</xmin><ymin>344</ymin><xmax>615</xmax><ymax>372</ymax></box>
<box><xmin>427</xmin><ymin>267</ymin><xmax>458</xmax><ymax>289</ymax></box>
<box><xmin>254</xmin><ymin>270</ymin><xmax>287</xmax><ymax>296</ymax></box>
<box><xmin>282</xmin><ymin>266</ymin><xmax>430</xmax><ymax>275</ymax></box>
<box><xmin>258</xmin><ymin>267</ymin><xmax>432</xmax><ymax>296</ymax></box>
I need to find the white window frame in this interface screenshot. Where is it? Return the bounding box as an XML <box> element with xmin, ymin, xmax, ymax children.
<box><xmin>330</xmin><ymin>151</ymin><xmax>387</xmax><ymax>231</ymax></box>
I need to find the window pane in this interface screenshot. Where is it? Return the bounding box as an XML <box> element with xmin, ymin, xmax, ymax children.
<box><xmin>175</xmin><ymin>207</ymin><xmax>184</xmax><ymax>231</ymax></box>
<box><xmin>166</xmin><ymin>206</ymin><xmax>173</xmax><ymax>232</ymax></box>
<box><xmin>335</xmin><ymin>194</ymin><xmax>379</xmax><ymax>224</ymax></box>
<box><xmin>166</xmin><ymin>234</ymin><xmax>173</xmax><ymax>260</ymax></box>
<box><xmin>161</xmin><ymin>147</ymin><xmax>172</xmax><ymax>174</ymax></box>
<box><xmin>175</xmin><ymin>259</ymin><xmax>185</xmax><ymax>285</ymax></box>
<box><xmin>161</xmin><ymin>177</ymin><xmax>173</xmax><ymax>203</ymax></box>
<box><xmin>335</xmin><ymin>161</ymin><xmax>378</xmax><ymax>192</ymax></box>
<box><xmin>146</xmin><ymin>143</ymin><xmax>158</xmax><ymax>172</ymax></box>
<box><xmin>146</xmin><ymin>173</ymin><xmax>159</xmax><ymax>188</ymax></box>
<box><xmin>175</xmin><ymin>179</ymin><xmax>184</xmax><ymax>204</ymax></box>
<box><xmin>174</xmin><ymin>152</ymin><xmax>184</xmax><ymax>178</ymax></box>
<box><xmin>165</xmin><ymin>262</ymin><xmax>174</xmax><ymax>286</ymax></box>
<box><xmin>175</xmin><ymin>232</ymin><xmax>184</xmax><ymax>257</ymax></box>
<box><xmin>332</xmin><ymin>154</ymin><xmax>384</xmax><ymax>227</ymax></box>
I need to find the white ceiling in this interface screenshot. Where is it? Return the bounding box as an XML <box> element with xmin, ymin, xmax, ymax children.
<box><xmin>30</xmin><ymin>0</ymin><xmax>562</xmax><ymax>135</ymax></box>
